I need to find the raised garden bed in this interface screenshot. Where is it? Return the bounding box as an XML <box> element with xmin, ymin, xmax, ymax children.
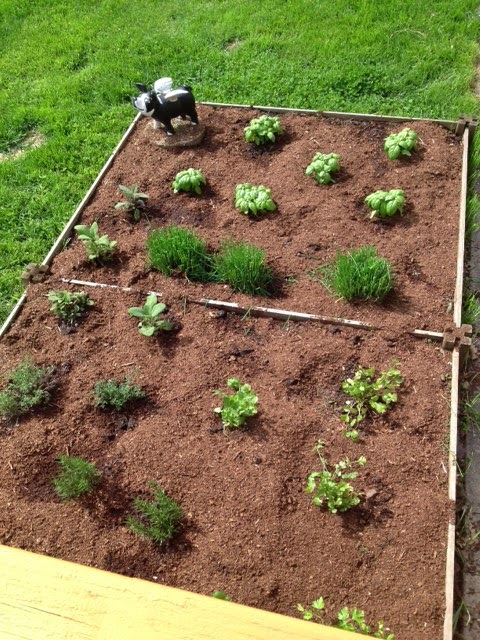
<box><xmin>0</xmin><ymin>104</ymin><xmax>470</xmax><ymax>640</ymax></box>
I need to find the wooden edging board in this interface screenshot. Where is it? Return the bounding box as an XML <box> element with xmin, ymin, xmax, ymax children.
<box><xmin>0</xmin><ymin>102</ymin><xmax>472</xmax><ymax>639</ymax></box>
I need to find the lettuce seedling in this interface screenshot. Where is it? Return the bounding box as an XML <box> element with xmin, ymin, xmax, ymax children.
<box><xmin>128</xmin><ymin>294</ymin><xmax>174</xmax><ymax>336</ymax></box>
<box><xmin>384</xmin><ymin>128</ymin><xmax>417</xmax><ymax>160</ymax></box>
<box><xmin>364</xmin><ymin>189</ymin><xmax>405</xmax><ymax>220</ymax></box>
<box><xmin>48</xmin><ymin>290</ymin><xmax>94</xmax><ymax>323</ymax></box>
<box><xmin>115</xmin><ymin>184</ymin><xmax>149</xmax><ymax>221</ymax></box>
<box><xmin>305</xmin><ymin>152</ymin><xmax>341</xmax><ymax>185</ymax></box>
<box><xmin>214</xmin><ymin>378</ymin><xmax>258</xmax><ymax>429</ymax></box>
<box><xmin>74</xmin><ymin>221</ymin><xmax>117</xmax><ymax>262</ymax></box>
<box><xmin>172</xmin><ymin>168</ymin><xmax>206</xmax><ymax>195</ymax></box>
<box><xmin>235</xmin><ymin>183</ymin><xmax>276</xmax><ymax>216</ymax></box>
<box><xmin>244</xmin><ymin>115</ymin><xmax>282</xmax><ymax>145</ymax></box>
<box><xmin>305</xmin><ymin>457</ymin><xmax>366</xmax><ymax>514</ymax></box>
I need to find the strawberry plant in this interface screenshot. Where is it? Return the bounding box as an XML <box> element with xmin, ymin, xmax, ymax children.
<box><xmin>305</xmin><ymin>152</ymin><xmax>341</xmax><ymax>185</ymax></box>
<box><xmin>305</xmin><ymin>456</ymin><xmax>366</xmax><ymax>514</ymax></box>
<box><xmin>244</xmin><ymin>114</ymin><xmax>282</xmax><ymax>145</ymax></box>
<box><xmin>74</xmin><ymin>221</ymin><xmax>117</xmax><ymax>262</ymax></box>
<box><xmin>364</xmin><ymin>189</ymin><xmax>405</xmax><ymax>220</ymax></box>
<box><xmin>214</xmin><ymin>378</ymin><xmax>258</xmax><ymax>430</ymax></box>
<box><xmin>115</xmin><ymin>184</ymin><xmax>149</xmax><ymax>221</ymax></box>
<box><xmin>341</xmin><ymin>364</ymin><xmax>402</xmax><ymax>428</ymax></box>
<box><xmin>384</xmin><ymin>128</ymin><xmax>417</xmax><ymax>160</ymax></box>
<box><xmin>48</xmin><ymin>290</ymin><xmax>94</xmax><ymax>323</ymax></box>
<box><xmin>53</xmin><ymin>455</ymin><xmax>102</xmax><ymax>500</ymax></box>
<box><xmin>127</xmin><ymin>482</ymin><xmax>183</xmax><ymax>545</ymax></box>
<box><xmin>235</xmin><ymin>183</ymin><xmax>276</xmax><ymax>216</ymax></box>
<box><xmin>172</xmin><ymin>168</ymin><xmax>206</xmax><ymax>195</ymax></box>
<box><xmin>127</xmin><ymin>294</ymin><xmax>174</xmax><ymax>337</ymax></box>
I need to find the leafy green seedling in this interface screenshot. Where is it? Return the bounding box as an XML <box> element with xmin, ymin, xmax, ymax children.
<box><xmin>74</xmin><ymin>221</ymin><xmax>117</xmax><ymax>262</ymax></box>
<box><xmin>48</xmin><ymin>290</ymin><xmax>94</xmax><ymax>323</ymax></box>
<box><xmin>244</xmin><ymin>115</ymin><xmax>282</xmax><ymax>145</ymax></box>
<box><xmin>384</xmin><ymin>128</ymin><xmax>417</xmax><ymax>160</ymax></box>
<box><xmin>0</xmin><ymin>356</ymin><xmax>55</xmax><ymax>420</ymax></box>
<box><xmin>305</xmin><ymin>456</ymin><xmax>366</xmax><ymax>513</ymax></box>
<box><xmin>341</xmin><ymin>364</ymin><xmax>402</xmax><ymax>428</ymax></box>
<box><xmin>305</xmin><ymin>152</ymin><xmax>341</xmax><ymax>185</ymax></box>
<box><xmin>364</xmin><ymin>190</ymin><xmax>405</xmax><ymax>220</ymax></box>
<box><xmin>128</xmin><ymin>294</ymin><xmax>174</xmax><ymax>337</ymax></box>
<box><xmin>126</xmin><ymin>482</ymin><xmax>183</xmax><ymax>544</ymax></box>
<box><xmin>52</xmin><ymin>455</ymin><xmax>102</xmax><ymax>500</ymax></box>
<box><xmin>172</xmin><ymin>168</ymin><xmax>206</xmax><ymax>195</ymax></box>
<box><xmin>297</xmin><ymin>597</ymin><xmax>325</xmax><ymax>622</ymax></box>
<box><xmin>212</xmin><ymin>591</ymin><xmax>233</xmax><ymax>602</ymax></box>
<box><xmin>235</xmin><ymin>183</ymin><xmax>276</xmax><ymax>216</ymax></box>
<box><xmin>115</xmin><ymin>184</ymin><xmax>149</xmax><ymax>221</ymax></box>
<box><xmin>214</xmin><ymin>378</ymin><xmax>258</xmax><ymax>430</ymax></box>
<box><xmin>94</xmin><ymin>377</ymin><xmax>145</xmax><ymax>411</ymax></box>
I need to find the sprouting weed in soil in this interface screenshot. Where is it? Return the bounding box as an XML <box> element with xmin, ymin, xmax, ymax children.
<box><xmin>340</xmin><ymin>363</ymin><xmax>402</xmax><ymax>429</ymax></box>
<box><xmin>0</xmin><ymin>356</ymin><xmax>55</xmax><ymax>420</ymax></box>
<box><xmin>462</xmin><ymin>289</ymin><xmax>480</xmax><ymax>327</ymax></box>
<box><xmin>126</xmin><ymin>482</ymin><xmax>183</xmax><ymax>545</ymax></box>
<box><xmin>235</xmin><ymin>183</ymin><xmax>277</xmax><ymax>216</ymax></box>
<box><xmin>214</xmin><ymin>378</ymin><xmax>258</xmax><ymax>430</ymax></box>
<box><xmin>305</xmin><ymin>152</ymin><xmax>341</xmax><ymax>185</ymax></box>
<box><xmin>384</xmin><ymin>127</ymin><xmax>417</xmax><ymax>160</ymax></box>
<box><xmin>364</xmin><ymin>189</ymin><xmax>405</xmax><ymax>220</ymax></box>
<box><xmin>52</xmin><ymin>455</ymin><xmax>102</xmax><ymax>500</ymax></box>
<box><xmin>48</xmin><ymin>290</ymin><xmax>94</xmax><ymax>323</ymax></box>
<box><xmin>312</xmin><ymin>439</ymin><xmax>325</xmax><ymax>454</ymax></box>
<box><xmin>212</xmin><ymin>591</ymin><xmax>233</xmax><ymax>601</ymax></box>
<box><xmin>285</xmin><ymin>274</ymin><xmax>298</xmax><ymax>285</ymax></box>
<box><xmin>181</xmin><ymin>297</ymin><xmax>188</xmax><ymax>316</ymax></box>
<box><xmin>244</xmin><ymin>115</ymin><xmax>282</xmax><ymax>145</ymax></box>
<box><xmin>305</xmin><ymin>455</ymin><xmax>365</xmax><ymax>514</ymax></box>
<box><xmin>317</xmin><ymin>246</ymin><xmax>394</xmax><ymax>302</ymax></box>
<box><xmin>453</xmin><ymin>599</ymin><xmax>471</xmax><ymax>633</ymax></box>
<box><xmin>128</xmin><ymin>294</ymin><xmax>174</xmax><ymax>337</ymax></box>
<box><xmin>172</xmin><ymin>168</ymin><xmax>206</xmax><ymax>195</ymax></box>
<box><xmin>281</xmin><ymin>317</ymin><xmax>291</xmax><ymax>332</ymax></box>
<box><xmin>147</xmin><ymin>225</ymin><xmax>212</xmax><ymax>282</ymax></box>
<box><xmin>213</xmin><ymin>240</ymin><xmax>273</xmax><ymax>295</ymax></box>
<box><xmin>114</xmin><ymin>183</ymin><xmax>149</xmax><ymax>221</ymax></box>
<box><xmin>94</xmin><ymin>376</ymin><xmax>145</xmax><ymax>411</ymax></box>
<box><xmin>344</xmin><ymin>428</ymin><xmax>360</xmax><ymax>442</ymax></box>
<box><xmin>297</xmin><ymin>597</ymin><xmax>394</xmax><ymax>638</ymax></box>
<box><xmin>74</xmin><ymin>221</ymin><xmax>117</xmax><ymax>262</ymax></box>
<box><xmin>461</xmin><ymin>390</ymin><xmax>480</xmax><ymax>433</ymax></box>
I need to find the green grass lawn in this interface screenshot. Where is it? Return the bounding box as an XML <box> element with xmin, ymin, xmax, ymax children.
<box><xmin>1</xmin><ymin>0</ymin><xmax>479</xmax><ymax>324</ymax></box>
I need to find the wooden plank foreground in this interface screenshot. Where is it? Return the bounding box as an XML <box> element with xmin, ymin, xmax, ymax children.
<box><xmin>0</xmin><ymin>545</ymin><xmax>362</xmax><ymax>640</ymax></box>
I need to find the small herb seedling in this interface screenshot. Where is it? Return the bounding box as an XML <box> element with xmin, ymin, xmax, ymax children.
<box><xmin>244</xmin><ymin>115</ymin><xmax>282</xmax><ymax>145</ymax></box>
<box><xmin>94</xmin><ymin>376</ymin><xmax>145</xmax><ymax>411</ymax></box>
<box><xmin>341</xmin><ymin>363</ymin><xmax>402</xmax><ymax>428</ymax></box>
<box><xmin>384</xmin><ymin>127</ymin><xmax>417</xmax><ymax>160</ymax></box>
<box><xmin>126</xmin><ymin>482</ymin><xmax>183</xmax><ymax>545</ymax></box>
<box><xmin>0</xmin><ymin>356</ymin><xmax>55</xmax><ymax>420</ymax></box>
<box><xmin>305</xmin><ymin>152</ymin><xmax>341</xmax><ymax>185</ymax></box>
<box><xmin>115</xmin><ymin>184</ymin><xmax>149</xmax><ymax>221</ymax></box>
<box><xmin>128</xmin><ymin>294</ymin><xmax>174</xmax><ymax>337</ymax></box>
<box><xmin>364</xmin><ymin>189</ymin><xmax>405</xmax><ymax>220</ymax></box>
<box><xmin>52</xmin><ymin>455</ymin><xmax>102</xmax><ymax>500</ymax></box>
<box><xmin>235</xmin><ymin>183</ymin><xmax>276</xmax><ymax>216</ymax></box>
<box><xmin>74</xmin><ymin>221</ymin><xmax>117</xmax><ymax>262</ymax></box>
<box><xmin>214</xmin><ymin>378</ymin><xmax>258</xmax><ymax>430</ymax></box>
<box><xmin>48</xmin><ymin>290</ymin><xmax>94</xmax><ymax>323</ymax></box>
<box><xmin>297</xmin><ymin>597</ymin><xmax>325</xmax><ymax>622</ymax></box>
<box><xmin>212</xmin><ymin>591</ymin><xmax>233</xmax><ymax>602</ymax></box>
<box><xmin>305</xmin><ymin>456</ymin><xmax>365</xmax><ymax>513</ymax></box>
<box><xmin>172</xmin><ymin>168</ymin><xmax>206</xmax><ymax>195</ymax></box>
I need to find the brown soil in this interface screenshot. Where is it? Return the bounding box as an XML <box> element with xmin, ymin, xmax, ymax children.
<box><xmin>0</xmin><ymin>106</ymin><xmax>463</xmax><ymax>639</ymax></box>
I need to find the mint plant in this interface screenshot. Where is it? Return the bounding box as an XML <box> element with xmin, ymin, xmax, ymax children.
<box><xmin>53</xmin><ymin>455</ymin><xmax>102</xmax><ymax>500</ymax></box>
<box><xmin>244</xmin><ymin>114</ymin><xmax>282</xmax><ymax>145</ymax></box>
<box><xmin>384</xmin><ymin>127</ymin><xmax>417</xmax><ymax>160</ymax></box>
<box><xmin>364</xmin><ymin>189</ymin><xmax>405</xmax><ymax>220</ymax></box>
<box><xmin>74</xmin><ymin>221</ymin><xmax>117</xmax><ymax>262</ymax></box>
<box><xmin>305</xmin><ymin>456</ymin><xmax>366</xmax><ymax>513</ymax></box>
<box><xmin>214</xmin><ymin>378</ymin><xmax>258</xmax><ymax>430</ymax></box>
<box><xmin>235</xmin><ymin>183</ymin><xmax>276</xmax><ymax>216</ymax></box>
<box><xmin>126</xmin><ymin>482</ymin><xmax>183</xmax><ymax>544</ymax></box>
<box><xmin>115</xmin><ymin>184</ymin><xmax>149</xmax><ymax>221</ymax></box>
<box><xmin>305</xmin><ymin>152</ymin><xmax>341</xmax><ymax>185</ymax></box>
<box><xmin>94</xmin><ymin>376</ymin><xmax>145</xmax><ymax>411</ymax></box>
<box><xmin>48</xmin><ymin>290</ymin><xmax>94</xmax><ymax>323</ymax></box>
<box><xmin>0</xmin><ymin>356</ymin><xmax>55</xmax><ymax>420</ymax></box>
<box><xmin>341</xmin><ymin>364</ymin><xmax>402</xmax><ymax>428</ymax></box>
<box><xmin>172</xmin><ymin>168</ymin><xmax>206</xmax><ymax>195</ymax></box>
<box><xmin>128</xmin><ymin>294</ymin><xmax>174</xmax><ymax>337</ymax></box>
